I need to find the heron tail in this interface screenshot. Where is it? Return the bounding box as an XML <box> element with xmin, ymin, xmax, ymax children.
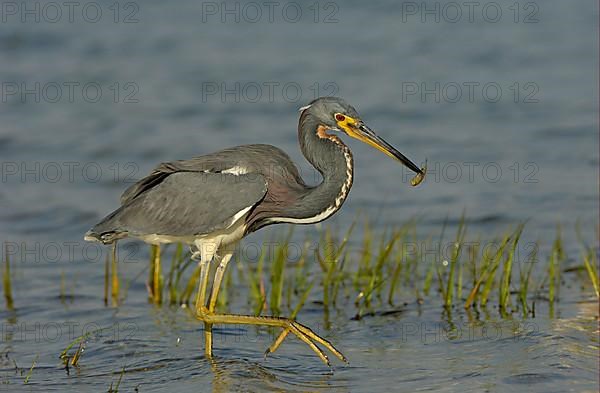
<box><xmin>85</xmin><ymin>206</ymin><xmax>129</xmax><ymax>244</ymax></box>
<box><xmin>84</xmin><ymin>229</ymin><xmax>127</xmax><ymax>244</ymax></box>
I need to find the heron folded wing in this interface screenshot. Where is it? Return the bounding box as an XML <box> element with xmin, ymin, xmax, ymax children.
<box><xmin>105</xmin><ymin>172</ymin><xmax>267</xmax><ymax>238</ymax></box>
<box><xmin>120</xmin><ymin>144</ymin><xmax>303</xmax><ymax>205</ymax></box>
<box><xmin>120</xmin><ymin>169</ymin><xmax>169</xmax><ymax>205</ymax></box>
<box><xmin>120</xmin><ymin>160</ymin><xmax>231</xmax><ymax>205</ymax></box>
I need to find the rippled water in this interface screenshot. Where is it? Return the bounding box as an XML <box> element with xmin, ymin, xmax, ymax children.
<box><xmin>0</xmin><ymin>0</ymin><xmax>598</xmax><ymax>391</ymax></box>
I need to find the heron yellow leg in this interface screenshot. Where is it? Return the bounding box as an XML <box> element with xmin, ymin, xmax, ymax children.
<box><xmin>203</xmin><ymin>251</ymin><xmax>234</xmax><ymax>354</ymax></box>
<box><xmin>194</xmin><ymin>254</ymin><xmax>212</xmax><ymax>356</ymax></box>
<box><xmin>208</xmin><ymin>251</ymin><xmax>233</xmax><ymax>312</ymax></box>
<box><xmin>266</xmin><ymin>329</ymin><xmax>290</xmax><ymax>356</ymax></box>
<box><xmin>194</xmin><ymin>247</ymin><xmax>347</xmax><ymax>365</ymax></box>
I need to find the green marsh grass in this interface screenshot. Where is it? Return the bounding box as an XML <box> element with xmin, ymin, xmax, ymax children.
<box><xmin>3</xmin><ymin>246</ymin><xmax>14</xmax><ymax>310</ymax></box>
<box><xmin>285</xmin><ymin>241</ymin><xmax>309</xmax><ymax>310</ymax></box>
<box><xmin>479</xmin><ymin>233</ymin><xmax>509</xmax><ymax>307</ymax></box>
<box><xmin>107</xmin><ymin>367</ymin><xmax>125</xmax><ymax>393</ymax></box>
<box><xmin>245</xmin><ymin>243</ymin><xmax>267</xmax><ymax>316</ymax></box>
<box><xmin>433</xmin><ymin>217</ymin><xmax>448</xmax><ymax>300</ymax></box>
<box><xmin>180</xmin><ymin>263</ymin><xmax>201</xmax><ymax>305</ymax></box>
<box><xmin>444</xmin><ymin>215</ymin><xmax>467</xmax><ymax>308</ymax></box>
<box><xmin>387</xmin><ymin>222</ymin><xmax>415</xmax><ymax>305</ymax></box>
<box><xmin>465</xmin><ymin>233</ymin><xmax>510</xmax><ymax>309</ymax></box>
<box><xmin>46</xmin><ymin>216</ymin><xmax>597</xmax><ymax>365</ymax></box>
<box><xmin>60</xmin><ymin>324</ymin><xmax>124</xmax><ymax>368</ymax></box>
<box><xmin>582</xmin><ymin>250</ymin><xmax>599</xmax><ymax>298</ymax></box>
<box><xmin>60</xmin><ymin>332</ymin><xmax>88</xmax><ymax>367</ymax></box>
<box><xmin>354</xmin><ymin>218</ymin><xmax>373</xmax><ymax>293</ymax></box>
<box><xmin>104</xmin><ymin>253</ymin><xmax>110</xmax><ymax>305</ymax></box>
<box><xmin>173</xmin><ymin>252</ymin><xmax>194</xmax><ymax>304</ymax></box>
<box><xmin>71</xmin><ymin>341</ymin><xmax>84</xmax><ymax>367</ymax></box>
<box><xmin>518</xmin><ymin>243</ymin><xmax>537</xmax><ymax>316</ymax></box>
<box><xmin>148</xmin><ymin>244</ymin><xmax>163</xmax><ymax>304</ymax></box>
<box><xmin>269</xmin><ymin>229</ymin><xmax>293</xmax><ymax>315</ymax></box>
<box><xmin>574</xmin><ymin>221</ymin><xmax>599</xmax><ymax>298</ymax></box>
<box><xmin>456</xmin><ymin>253</ymin><xmax>463</xmax><ymax>301</ymax></box>
<box><xmin>548</xmin><ymin>228</ymin><xmax>565</xmax><ymax>307</ymax></box>
<box><xmin>421</xmin><ymin>234</ymin><xmax>435</xmax><ymax>297</ymax></box>
<box><xmin>548</xmin><ymin>245</ymin><xmax>557</xmax><ymax>308</ymax></box>
<box><xmin>354</xmin><ymin>230</ymin><xmax>399</xmax><ymax>318</ymax></box>
<box><xmin>23</xmin><ymin>354</ymin><xmax>38</xmax><ymax>384</ymax></box>
<box><xmin>167</xmin><ymin>243</ymin><xmax>184</xmax><ymax>304</ymax></box>
<box><xmin>111</xmin><ymin>243</ymin><xmax>119</xmax><ymax>304</ymax></box>
<box><xmin>499</xmin><ymin>223</ymin><xmax>525</xmax><ymax>312</ymax></box>
<box><xmin>102</xmin><ymin>216</ymin><xmax>596</xmax><ymax>328</ymax></box>
<box><xmin>318</xmin><ymin>222</ymin><xmax>354</xmax><ymax>309</ymax></box>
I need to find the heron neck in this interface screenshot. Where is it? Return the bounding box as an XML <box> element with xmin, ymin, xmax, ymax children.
<box><xmin>293</xmin><ymin>115</ymin><xmax>354</xmax><ymax>221</ymax></box>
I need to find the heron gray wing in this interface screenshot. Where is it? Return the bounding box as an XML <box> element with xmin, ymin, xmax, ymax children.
<box><xmin>119</xmin><ymin>160</ymin><xmax>216</xmax><ymax>204</ymax></box>
<box><xmin>99</xmin><ymin>172</ymin><xmax>267</xmax><ymax>237</ymax></box>
<box><xmin>120</xmin><ymin>144</ymin><xmax>305</xmax><ymax>205</ymax></box>
<box><xmin>120</xmin><ymin>163</ymin><xmax>177</xmax><ymax>205</ymax></box>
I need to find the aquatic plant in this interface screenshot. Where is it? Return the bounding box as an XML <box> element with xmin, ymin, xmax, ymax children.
<box><xmin>99</xmin><ymin>215</ymin><xmax>597</xmax><ymax>324</ymax></box>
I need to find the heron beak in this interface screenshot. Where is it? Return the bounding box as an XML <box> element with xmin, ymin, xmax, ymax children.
<box><xmin>339</xmin><ymin>117</ymin><xmax>427</xmax><ymax>186</ymax></box>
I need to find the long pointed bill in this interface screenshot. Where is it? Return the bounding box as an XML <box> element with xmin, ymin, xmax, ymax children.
<box><xmin>347</xmin><ymin>122</ymin><xmax>427</xmax><ymax>186</ymax></box>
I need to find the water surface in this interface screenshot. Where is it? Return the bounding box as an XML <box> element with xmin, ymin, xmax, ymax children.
<box><xmin>0</xmin><ymin>0</ymin><xmax>598</xmax><ymax>391</ymax></box>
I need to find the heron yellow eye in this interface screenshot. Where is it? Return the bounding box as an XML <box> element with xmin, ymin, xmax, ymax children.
<box><xmin>335</xmin><ymin>114</ymin><xmax>345</xmax><ymax>122</ymax></box>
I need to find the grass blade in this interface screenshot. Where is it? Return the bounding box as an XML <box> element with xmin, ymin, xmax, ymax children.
<box><xmin>499</xmin><ymin>223</ymin><xmax>525</xmax><ymax>311</ymax></box>
<box><xmin>583</xmin><ymin>250</ymin><xmax>599</xmax><ymax>298</ymax></box>
<box><xmin>3</xmin><ymin>245</ymin><xmax>14</xmax><ymax>310</ymax></box>
<box><xmin>445</xmin><ymin>214</ymin><xmax>466</xmax><ymax>308</ymax></box>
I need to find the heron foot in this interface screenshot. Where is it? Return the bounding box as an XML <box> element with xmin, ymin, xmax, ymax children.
<box><xmin>264</xmin><ymin>323</ymin><xmax>348</xmax><ymax>366</ymax></box>
<box><xmin>195</xmin><ymin>311</ymin><xmax>347</xmax><ymax>366</ymax></box>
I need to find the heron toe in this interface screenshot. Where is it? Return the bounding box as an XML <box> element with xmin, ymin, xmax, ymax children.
<box><xmin>264</xmin><ymin>322</ymin><xmax>348</xmax><ymax>366</ymax></box>
<box><xmin>195</xmin><ymin>311</ymin><xmax>346</xmax><ymax>366</ymax></box>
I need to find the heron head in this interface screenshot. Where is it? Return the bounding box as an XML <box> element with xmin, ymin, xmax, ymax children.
<box><xmin>300</xmin><ymin>97</ymin><xmax>426</xmax><ymax>186</ymax></box>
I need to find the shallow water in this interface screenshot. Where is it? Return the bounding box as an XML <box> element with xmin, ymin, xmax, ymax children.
<box><xmin>1</xmin><ymin>260</ymin><xmax>598</xmax><ymax>392</ymax></box>
<box><xmin>0</xmin><ymin>0</ymin><xmax>599</xmax><ymax>391</ymax></box>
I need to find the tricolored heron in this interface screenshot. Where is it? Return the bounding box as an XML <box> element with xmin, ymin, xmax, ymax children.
<box><xmin>85</xmin><ymin>96</ymin><xmax>426</xmax><ymax>365</ymax></box>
